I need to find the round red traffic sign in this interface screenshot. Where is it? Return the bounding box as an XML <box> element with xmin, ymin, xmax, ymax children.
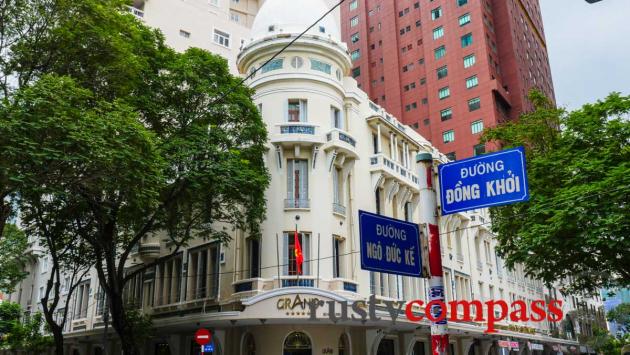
<box><xmin>194</xmin><ymin>328</ymin><xmax>212</xmax><ymax>345</ymax></box>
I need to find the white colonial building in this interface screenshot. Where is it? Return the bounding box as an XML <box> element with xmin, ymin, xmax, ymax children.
<box><xmin>3</xmin><ymin>0</ymin><xmax>604</xmax><ymax>354</ymax></box>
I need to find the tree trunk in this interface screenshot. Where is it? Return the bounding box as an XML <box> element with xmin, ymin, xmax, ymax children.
<box><xmin>51</xmin><ymin>325</ymin><xmax>65</xmax><ymax>355</ymax></box>
<box><xmin>108</xmin><ymin>290</ymin><xmax>141</xmax><ymax>355</ymax></box>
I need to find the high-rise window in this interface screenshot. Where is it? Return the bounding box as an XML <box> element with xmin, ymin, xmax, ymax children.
<box><xmin>443</xmin><ymin>130</ymin><xmax>455</xmax><ymax>143</ymax></box>
<box><xmin>461</xmin><ymin>33</ymin><xmax>473</xmax><ymax>47</ymax></box>
<box><xmin>446</xmin><ymin>152</ymin><xmax>456</xmax><ymax>160</ymax></box>
<box><xmin>440</xmin><ymin>108</ymin><xmax>452</xmax><ymax>121</ymax></box>
<box><xmin>434</xmin><ymin>45</ymin><xmax>446</xmax><ymax>59</ymax></box>
<box><xmin>351</xmin><ymin>49</ymin><xmax>361</xmax><ymax>61</ymax></box>
<box><xmin>287</xmin><ymin>99</ymin><xmax>307</xmax><ymax>122</ymax></box>
<box><xmin>463</xmin><ymin>54</ymin><xmax>476</xmax><ymax>68</ymax></box>
<box><xmin>459</xmin><ymin>13</ymin><xmax>471</xmax><ymax>26</ymax></box>
<box><xmin>352</xmin><ymin>67</ymin><xmax>361</xmax><ymax>78</ymax></box>
<box><xmin>349</xmin><ymin>0</ymin><xmax>358</xmax><ymax>10</ymax></box>
<box><xmin>473</xmin><ymin>143</ymin><xmax>486</xmax><ymax>156</ymax></box>
<box><xmin>286</xmin><ymin>159</ymin><xmax>309</xmax><ymax>208</ymax></box>
<box><xmin>213</xmin><ymin>29</ymin><xmax>230</xmax><ymax>47</ymax></box>
<box><xmin>351</xmin><ymin>32</ymin><xmax>360</xmax><ymax>43</ymax></box>
<box><xmin>471</xmin><ymin>120</ymin><xmax>484</xmax><ymax>134</ymax></box>
<box><xmin>311</xmin><ymin>59</ymin><xmax>331</xmax><ymax>74</ymax></box>
<box><xmin>437</xmin><ymin>65</ymin><xmax>448</xmax><ymax>79</ymax></box>
<box><xmin>331</xmin><ymin>106</ymin><xmax>342</xmax><ymax>129</ymax></box>
<box><xmin>438</xmin><ymin>87</ymin><xmax>450</xmax><ymax>100</ymax></box>
<box><xmin>465</xmin><ymin>75</ymin><xmax>479</xmax><ymax>89</ymax></box>
<box><xmin>468</xmin><ymin>97</ymin><xmax>481</xmax><ymax>111</ymax></box>
<box><xmin>431</xmin><ymin>7</ymin><xmax>442</xmax><ymax>20</ymax></box>
<box><xmin>457</xmin><ymin>0</ymin><xmax>468</xmax><ymax>6</ymax></box>
<box><xmin>350</xmin><ymin>16</ymin><xmax>359</xmax><ymax>27</ymax></box>
<box><xmin>248</xmin><ymin>238</ymin><xmax>260</xmax><ymax>278</ymax></box>
<box><xmin>432</xmin><ymin>26</ymin><xmax>444</xmax><ymax>40</ymax></box>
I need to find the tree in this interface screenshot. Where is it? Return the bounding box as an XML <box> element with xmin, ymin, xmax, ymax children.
<box><xmin>608</xmin><ymin>303</ymin><xmax>630</xmax><ymax>334</ymax></box>
<box><xmin>0</xmin><ymin>302</ymin><xmax>52</xmax><ymax>352</ymax></box>
<box><xmin>481</xmin><ymin>91</ymin><xmax>630</xmax><ymax>292</ymax></box>
<box><xmin>2</xmin><ymin>1</ymin><xmax>269</xmax><ymax>353</ymax></box>
<box><xmin>0</xmin><ymin>224</ymin><xmax>29</xmax><ymax>292</ymax></box>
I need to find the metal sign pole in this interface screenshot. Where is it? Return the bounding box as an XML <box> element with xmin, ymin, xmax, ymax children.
<box><xmin>417</xmin><ymin>152</ymin><xmax>449</xmax><ymax>355</ymax></box>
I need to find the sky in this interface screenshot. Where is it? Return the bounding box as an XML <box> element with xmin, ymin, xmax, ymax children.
<box><xmin>540</xmin><ymin>0</ymin><xmax>630</xmax><ymax>110</ymax></box>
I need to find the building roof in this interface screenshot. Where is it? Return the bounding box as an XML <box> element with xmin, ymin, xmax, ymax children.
<box><xmin>249</xmin><ymin>0</ymin><xmax>340</xmax><ymax>43</ymax></box>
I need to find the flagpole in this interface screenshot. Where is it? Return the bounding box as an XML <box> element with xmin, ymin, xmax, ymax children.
<box><xmin>317</xmin><ymin>233</ymin><xmax>321</xmax><ymax>288</ymax></box>
<box><xmin>275</xmin><ymin>233</ymin><xmax>281</xmax><ymax>289</ymax></box>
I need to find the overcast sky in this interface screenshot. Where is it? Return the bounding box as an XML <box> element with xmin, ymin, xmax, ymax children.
<box><xmin>540</xmin><ymin>0</ymin><xmax>630</xmax><ymax>110</ymax></box>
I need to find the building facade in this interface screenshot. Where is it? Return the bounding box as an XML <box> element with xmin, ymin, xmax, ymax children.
<box><xmin>3</xmin><ymin>1</ymin><xmax>603</xmax><ymax>355</ymax></box>
<box><xmin>340</xmin><ymin>0</ymin><xmax>555</xmax><ymax>160</ymax></box>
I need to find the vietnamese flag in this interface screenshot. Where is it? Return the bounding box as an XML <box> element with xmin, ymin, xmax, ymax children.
<box><xmin>294</xmin><ymin>228</ymin><xmax>303</xmax><ymax>275</ymax></box>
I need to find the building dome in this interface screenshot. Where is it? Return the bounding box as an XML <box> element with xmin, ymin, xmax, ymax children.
<box><xmin>249</xmin><ymin>0</ymin><xmax>341</xmax><ymax>43</ymax></box>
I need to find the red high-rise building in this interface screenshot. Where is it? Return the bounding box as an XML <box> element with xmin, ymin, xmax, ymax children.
<box><xmin>341</xmin><ymin>0</ymin><xmax>555</xmax><ymax>159</ymax></box>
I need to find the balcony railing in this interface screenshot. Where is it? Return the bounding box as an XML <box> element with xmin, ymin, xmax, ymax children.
<box><xmin>332</xmin><ymin>203</ymin><xmax>346</xmax><ymax>216</ymax></box>
<box><xmin>284</xmin><ymin>198</ymin><xmax>310</xmax><ymax>209</ymax></box>
<box><xmin>271</xmin><ymin>122</ymin><xmax>323</xmax><ymax>146</ymax></box>
<box><xmin>369</xmin><ymin>153</ymin><xmax>420</xmax><ymax>188</ymax></box>
<box><xmin>127</xmin><ymin>6</ymin><xmax>144</xmax><ymax>18</ymax></box>
<box><xmin>280</xmin><ymin>124</ymin><xmax>315</xmax><ymax>135</ymax></box>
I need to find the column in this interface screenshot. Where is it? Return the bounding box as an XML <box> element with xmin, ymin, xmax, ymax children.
<box><xmin>376</xmin><ymin>123</ymin><xmax>382</xmax><ymax>153</ymax></box>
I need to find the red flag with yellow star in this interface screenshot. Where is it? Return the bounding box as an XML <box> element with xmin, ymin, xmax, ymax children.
<box><xmin>294</xmin><ymin>228</ymin><xmax>303</xmax><ymax>275</ymax></box>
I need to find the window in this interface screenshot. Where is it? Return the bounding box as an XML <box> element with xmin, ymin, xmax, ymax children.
<box><xmin>291</xmin><ymin>56</ymin><xmax>304</xmax><ymax>69</ymax></box>
<box><xmin>351</xmin><ymin>49</ymin><xmax>361</xmax><ymax>61</ymax></box>
<box><xmin>230</xmin><ymin>12</ymin><xmax>240</xmax><ymax>22</ymax></box>
<box><xmin>463</xmin><ymin>54</ymin><xmax>476</xmax><ymax>68</ymax></box>
<box><xmin>457</xmin><ymin>0</ymin><xmax>468</xmax><ymax>6</ymax></box>
<box><xmin>350</xmin><ymin>16</ymin><xmax>359</xmax><ymax>27</ymax></box>
<box><xmin>286</xmin><ymin>159</ymin><xmax>309</xmax><ymax>209</ymax></box>
<box><xmin>287</xmin><ymin>99</ymin><xmax>307</xmax><ymax>122</ymax></box>
<box><xmin>440</xmin><ymin>108</ymin><xmax>452</xmax><ymax>121</ymax></box>
<box><xmin>471</xmin><ymin>120</ymin><xmax>484</xmax><ymax>134</ymax></box>
<box><xmin>73</xmin><ymin>281</ymin><xmax>90</xmax><ymax>319</ymax></box>
<box><xmin>349</xmin><ymin>0</ymin><xmax>357</xmax><ymax>10</ymax></box>
<box><xmin>431</xmin><ymin>7</ymin><xmax>442</xmax><ymax>20</ymax></box>
<box><xmin>468</xmin><ymin>97</ymin><xmax>481</xmax><ymax>111</ymax></box>
<box><xmin>319</xmin><ymin>26</ymin><xmax>326</xmax><ymax>33</ymax></box>
<box><xmin>434</xmin><ymin>46</ymin><xmax>446</xmax><ymax>59</ymax></box>
<box><xmin>465</xmin><ymin>75</ymin><xmax>478</xmax><ymax>89</ymax></box>
<box><xmin>473</xmin><ymin>143</ymin><xmax>486</xmax><ymax>156</ymax></box>
<box><xmin>311</xmin><ymin>59</ymin><xmax>331</xmax><ymax>74</ymax></box>
<box><xmin>331</xmin><ymin>106</ymin><xmax>343</xmax><ymax>129</ymax></box>
<box><xmin>350</xmin><ymin>32</ymin><xmax>360</xmax><ymax>43</ymax></box>
<box><xmin>352</xmin><ymin>67</ymin><xmax>361</xmax><ymax>78</ymax></box>
<box><xmin>283</xmin><ymin>232</ymin><xmax>310</xmax><ymax>275</ymax></box>
<box><xmin>459</xmin><ymin>13</ymin><xmax>471</xmax><ymax>26</ymax></box>
<box><xmin>261</xmin><ymin>58</ymin><xmax>283</xmax><ymax>73</ymax></box>
<box><xmin>213</xmin><ymin>29</ymin><xmax>230</xmax><ymax>47</ymax></box>
<box><xmin>437</xmin><ymin>65</ymin><xmax>448</xmax><ymax>79</ymax></box>
<box><xmin>443</xmin><ymin>130</ymin><xmax>455</xmax><ymax>143</ymax></box>
<box><xmin>461</xmin><ymin>33</ymin><xmax>473</xmax><ymax>48</ymax></box>
<box><xmin>248</xmin><ymin>238</ymin><xmax>260</xmax><ymax>278</ymax></box>
<box><xmin>416</xmin><ymin>20</ymin><xmax>422</xmax><ymax>27</ymax></box>
<box><xmin>420</xmin><ymin>77</ymin><xmax>426</xmax><ymax>85</ymax></box>
<box><xmin>209</xmin><ymin>0</ymin><xmax>219</xmax><ymax>6</ymax></box>
<box><xmin>333</xmin><ymin>237</ymin><xmax>344</xmax><ymax>278</ymax></box>
<box><xmin>332</xmin><ymin>167</ymin><xmax>344</xmax><ymax>206</ymax></box>
<box><xmin>446</xmin><ymin>152</ymin><xmax>456</xmax><ymax>160</ymax></box>
<box><xmin>432</xmin><ymin>26</ymin><xmax>444</xmax><ymax>40</ymax></box>
<box><xmin>438</xmin><ymin>86</ymin><xmax>450</xmax><ymax>100</ymax></box>
<box><xmin>179</xmin><ymin>29</ymin><xmax>190</xmax><ymax>38</ymax></box>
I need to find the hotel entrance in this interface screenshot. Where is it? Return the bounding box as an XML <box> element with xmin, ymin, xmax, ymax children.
<box><xmin>283</xmin><ymin>332</ymin><xmax>312</xmax><ymax>355</ymax></box>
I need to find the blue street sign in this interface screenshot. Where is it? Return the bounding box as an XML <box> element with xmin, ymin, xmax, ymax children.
<box><xmin>359</xmin><ymin>210</ymin><xmax>422</xmax><ymax>277</ymax></box>
<box><xmin>438</xmin><ymin>146</ymin><xmax>529</xmax><ymax>215</ymax></box>
<box><xmin>202</xmin><ymin>343</ymin><xmax>214</xmax><ymax>353</ymax></box>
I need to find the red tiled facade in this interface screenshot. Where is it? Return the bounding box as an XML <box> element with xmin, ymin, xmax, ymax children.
<box><xmin>341</xmin><ymin>0</ymin><xmax>555</xmax><ymax>159</ymax></box>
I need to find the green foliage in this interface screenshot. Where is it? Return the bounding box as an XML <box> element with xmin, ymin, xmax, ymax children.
<box><xmin>481</xmin><ymin>91</ymin><xmax>630</xmax><ymax>291</ymax></box>
<box><xmin>608</xmin><ymin>303</ymin><xmax>630</xmax><ymax>332</ymax></box>
<box><xmin>0</xmin><ymin>224</ymin><xmax>29</xmax><ymax>292</ymax></box>
<box><xmin>0</xmin><ymin>302</ymin><xmax>52</xmax><ymax>352</ymax></box>
<box><xmin>586</xmin><ymin>327</ymin><xmax>630</xmax><ymax>355</ymax></box>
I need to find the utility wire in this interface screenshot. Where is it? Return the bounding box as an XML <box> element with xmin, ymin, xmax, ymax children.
<box><xmin>208</xmin><ymin>0</ymin><xmax>346</xmax><ymax>108</ymax></box>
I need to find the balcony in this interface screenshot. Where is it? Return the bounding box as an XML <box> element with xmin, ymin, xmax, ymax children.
<box><xmin>369</xmin><ymin>153</ymin><xmax>420</xmax><ymax>191</ymax></box>
<box><xmin>138</xmin><ymin>242</ymin><xmax>160</xmax><ymax>259</ymax></box>
<box><xmin>332</xmin><ymin>202</ymin><xmax>346</xmax><ymax>216</ymax></box>
<box><xmin>270</xmin><ymin>122</ymin><xmax>324</xmax><ymax>147</ymax></box>
<box><xmin>126</xmin><ymin>6</ymin><xmax>144</xmax><ymax>18</ymax></box>
<box><xmin>323</xmin><ymin>129</ymin><xmax>359</xmax><ymax>158</ymax></box>
<box><xmin>284</xmin><ymin>198</ymin><xmax>310</xmax><ymax>210</ymax></box>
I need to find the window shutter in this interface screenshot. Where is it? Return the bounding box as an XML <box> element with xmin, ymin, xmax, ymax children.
<box><xmin>298</xmin><ymin>160</ymin><xmax>308</xmax><ymax>202</ymax></box>
<box><xmin>282</xmin><ymin>233</ymin><xmax>288</xmax><ymax>275</ymax></box>
<box><xmin>300</xmin><ymin>100</ymin><xmax>308</xmax><ymax>122</ymax></box>
<box><xmin>332</xmin><ymin>168</ymin><xmax>339</xmax><ymax>203</ymax></box>
<box><xmin>303</xmin><ymin>233</ymin><xmax>310</xmax><ymax>275</ymax></box>
<box><xmin>287</xmin><ymin>160</ymin><xmax>294</xmax><ymax>200</ymax></box>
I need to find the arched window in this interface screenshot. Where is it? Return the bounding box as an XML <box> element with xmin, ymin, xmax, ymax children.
<box><xmin>338</xmin><ymin>333</ymin><xmax>349</xmax><ymax>355</ymax></box>
<box><xmin>283</xmin><ymin>332</ymin><xmax>312</xmax><ymax>355</ymax></box>
<box><xmin>412</xmin><ymin>341</ymin><xmax>426</xmax><ymax>355</ymax></box>
<box><xmin>243</xmin><ymin>333</ymin><xmax>256</xmax><ymax>355</ymax></box>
